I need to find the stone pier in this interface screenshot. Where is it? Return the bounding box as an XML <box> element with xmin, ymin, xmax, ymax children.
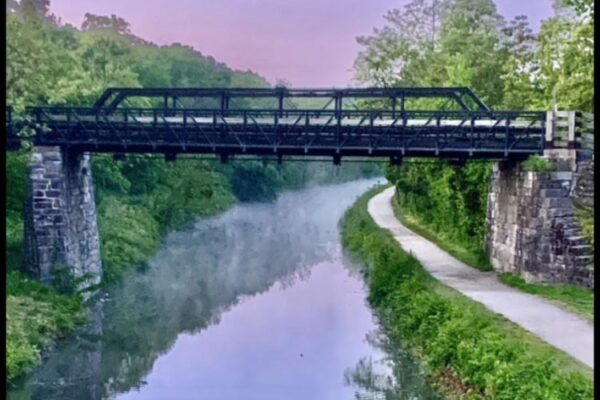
<box><xmin>23</xmin><ymin>146</ymin><xmax>102</xmax><ymax>291</ymax></box>
<box><xmin>486</xmin><ymin>150</ymin><xmax>593</xmax><ymax>289</ymax></box>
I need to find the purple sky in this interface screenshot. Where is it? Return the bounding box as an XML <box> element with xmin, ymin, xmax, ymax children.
<box><xmin>50</xmin><ymin>0</ymin><xmax>555</xmax><ymax>87</ymax></box>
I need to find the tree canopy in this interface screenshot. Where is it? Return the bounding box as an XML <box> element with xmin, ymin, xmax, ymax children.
<box><xmin>355</xmin><ymin>0</ymin><xmax>593</xmax><ymax>111</ymax></box>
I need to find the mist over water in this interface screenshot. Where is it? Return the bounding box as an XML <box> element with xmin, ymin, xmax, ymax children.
<box><xmin>9</xmin><ymin>179</ymin><xmax>439</xmax><ymax>400</ymax></box>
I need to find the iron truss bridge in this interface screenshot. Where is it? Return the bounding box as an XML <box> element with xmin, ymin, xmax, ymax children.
<box><xmin>7</xmin><ymin>87</ymin><xmax>548</xmax><ymax>162</ymax></box>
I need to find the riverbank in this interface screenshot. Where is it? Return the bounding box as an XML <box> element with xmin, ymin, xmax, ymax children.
<box><xmin>390</xmin><ymin>189</ymin><xmax>594</xmax><ymax>322</ymax></box>
<box><xmin>341</xmin><ymin>186</ymin><xmax>593</xmax><ymax>399</ymax></box>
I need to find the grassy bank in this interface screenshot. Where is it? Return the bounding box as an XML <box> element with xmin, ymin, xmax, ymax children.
<box><xmin>341</xmin><ymin>187</ymin><xmax>593</xmax><ymax>399</ymax></box>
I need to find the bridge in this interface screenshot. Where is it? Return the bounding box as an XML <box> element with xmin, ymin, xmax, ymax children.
<box><xmin>6</xmin><ymin>87</ymin><xmax>555</xmax><ymax>163</ymax></box>
<box><xmin>7</xmin><ymin>87</ymin><xmax>594</xmax><ymax>294</ymax></box>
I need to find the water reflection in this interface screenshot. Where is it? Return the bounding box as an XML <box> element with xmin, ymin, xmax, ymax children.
<box><xmin>9</xmin><ymin>179</ymin><xmax>439</xmax><ymax>399</ymax></box>
<box><xmin>344</xmin><ymin>330</ymin><xmax>442</xmax><ymax>400</ymax></box>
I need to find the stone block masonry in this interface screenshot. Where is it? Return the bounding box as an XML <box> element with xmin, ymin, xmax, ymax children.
<box><xmin>572</xmin><ymin>157</ymin><xmax>594</xmax><ymax>210</ymax></box>
<box><xmin>486</xmin><ymin>153</ymin><xmax>593</xmax><ymax>289</ymax></box>
<box><xmin>23</xmin><ymin>146</ymin><xmax>102</xmax><ymax>291</ymax></box>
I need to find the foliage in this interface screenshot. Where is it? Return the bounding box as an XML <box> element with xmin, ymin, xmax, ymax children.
<box><xmin>355</xmin><ymin>0</ymin><xmax>593</xmax><ymax>112</ymax></box>
<box><xmin>97</xmin><ymin>196</ymin><xmax>161</xmax><ymax>284</ymax></box>
<box><xmin>341</xmin><ymin>189</ymin><xmax>593</xmax><ymax>399</ymax></box>
<box><xmin>226</xmin><ymin>161</ymin><xmax>283</xmax><ymax>202</ymax></box>
<box><xmin>391</xmin><ymin>193</ymin><xmax>492</xmax><ymax>271</ymax></box>
<box><xmin>6</xmin><ymin>271</ymin><xmax>85</xmax><ymax>380</ymax></box>
<box><xmin>573</xmin><ymin>205</ymin><xmax>594</xmax><ymax>257</ymax></box>
<box><xmin>81</xmin><ymin>13</ymin><xmax>131</xmax><ymax>34</ymax></box>
<box><xmin>6</xmin><ymin>151</ymin><xmax>29</xmax><ymax>269</ymax></box>
<box><xmin>521</xmin><ymin>155</ymin><xmax>553</xmax><ymax>173</ymax></box>
<box><xmin>386</xmin><ymin>160</ymin><xmax>492</xmax><ymax>263</ymax></box>
<box><xmin>498</xmin><ymin>273</ymin><xmax>593</xmax><ymax>322</ymax></box>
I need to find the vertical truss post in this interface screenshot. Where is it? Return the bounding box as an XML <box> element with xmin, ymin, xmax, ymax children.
<box><xmin>221</xmin><ymin>93</ymin><xmax>229</xmax><ymax>117</ymax></box>
<box><xmin>504</xmin><ymin>118</ymin><xmax>510</xmax><ymax>157</ymax></box>
<box><xmin>434</xmin><ymin>115</ymin><xmax>440</xmax><ymax>156</ymax></box>
<box><xmin>335</xmin><ymin>92</ymin><xmax>342</xmax><ymax>150</ymax></box>
<box><xmin>545</xmin><ymin>111</ymin><xmax>554</xmax><ymax>149</ymax></box>
<box><xmin>274</xmin><ymin>109</ymin><xmax>279</xmax><ymax>152</ymax></box>
<box><xmin>124</xmin><ymin>109</ymin><xmax>128</xmax><ymax>138</ymax></box>
<box><xmin>278</xmin><ymin>93</ymin><xmax>284</xmax><ymax>118</ymax></box>
<box><xmin>567</xmin><ymin>111</ymin><xmax>576</xmax><ymax>149</ymax></box>
<box><xmin>471</xmin><ymin>115</ymin><xmax>477</xmax><ymax>156</ymax></box>
<box><xmin>391</xmin><ymin>96</ymin><xmax>397</xmax><ymax>119</ymax></box>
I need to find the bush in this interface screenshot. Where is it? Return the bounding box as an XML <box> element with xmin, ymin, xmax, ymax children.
<box><xmin>97</xmin><ymin>196</ymin><xmax>161</xmax><ymax>283</ymax></box>
<box><xmin>521</xmin><ymin>155</ymin><xmax>553</xmax><ymax>173</ymax></box>
<box><xmin>386</xmin><ymin>160</ymin><xmax>492</xmax><ymax>260</ymax></box>
<box><xmin>6</xmin><ymin>271</ymin><xmax>85</xmax><ymax>381</ymax></box>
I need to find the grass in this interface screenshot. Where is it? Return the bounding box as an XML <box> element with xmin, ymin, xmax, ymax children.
<box><xmin>340</xmin><ymin>186</ymin><xmax>593</xmax><ymax>399</ymax></box>
<box><xmin>390</xmin><ymin>192</ymin><xmax>492</xmax><ymax>272</ymax></box>
<box><xmin>6</xmin><ymin>271</ymin><xmax>86</xmax><ymax>382</ymax></box>
<box><xmin>574</xmin><ymin>204</ymin><xmax>594</xmax><ymax>260</ymax></box>
<box><xmin>499</xmin><ymin>273</ymin><xmax>594</xmax><ymax>322</ymax></box>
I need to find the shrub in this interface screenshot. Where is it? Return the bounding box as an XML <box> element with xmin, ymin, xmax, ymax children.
<box><xmin>6</xmin><ymin>271</ymin><xmax>85</xmax><ymax>380</ymax></box>
<box><xmin>521</xmin><ymin>155</ymin><xmax>553</xmax><ymax>173</ymax></box>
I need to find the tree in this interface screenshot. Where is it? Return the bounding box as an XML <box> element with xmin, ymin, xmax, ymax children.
<box><xmin>20</xmin><ymin>0</ymin><xmax>58</xmax><ymax>25</ymax></box>
<box><xmin>436</xmin><ymin>0</ymin><xmax>507</xmax><ymax>106</ymax></box>
<box><xmin>500</xmin><ymin>16</ymin><xmax>540</xmax><ymax>109</ymax></box>
<box><xmin>354</xmin><ymin>0</ymin><xmax>447</xmax><ymax>87</ymax></box>
<box><xmin>533</xmin><ymin>0</ymin><xmax>593</xmax><ymax>111</ymax></box>
<box><xmin>81</xmin><ymin>13</ymin><xmax>132</xmax><ymax>35</ymax></box>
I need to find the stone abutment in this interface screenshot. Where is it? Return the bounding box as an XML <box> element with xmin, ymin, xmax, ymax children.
<box><xmin>486</xmin><ymin>150</ymin><xmax>594</xmax><ymax>289</ymax></box>
<box><xmin>23</xmin><ymin>146</ymin><xmax>102</xmax><ymax>291</ymax></box>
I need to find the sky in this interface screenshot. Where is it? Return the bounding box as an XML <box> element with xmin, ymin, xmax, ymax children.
<box><xmin>49</xmin><ymin>0</ymin><xmax>556</xmax><ymax>87</ymax></box>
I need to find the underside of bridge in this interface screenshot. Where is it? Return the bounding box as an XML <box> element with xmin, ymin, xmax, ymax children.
<box><xmin>5</xmin><ymin>87</ymin><xmax>593</xmax><ymax>290</ymax></box>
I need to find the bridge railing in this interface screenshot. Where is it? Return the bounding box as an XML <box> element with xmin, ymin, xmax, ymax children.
<box><xmin>27</xmin><ymin>106</ymin><xmax>545</xmax><ymax>122</ymax></box>
<box><xmin>576</xmin><ymin>112</ymin><xmax>594</xmax><ymax>150</ymax></box>
<box><xmin>545</xmin><ymin>111</ymin><xmax>594</xmax><ymax>150</ymax></box>
<box><xmin>22</xmin><ymin>106</ymin><xmax>546</xmax><ymax>157</ymax></box>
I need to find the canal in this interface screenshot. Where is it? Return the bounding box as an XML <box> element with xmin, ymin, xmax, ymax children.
<box><xmin>8</xmin><ymin>179</ymin><xmax>440</xmax><ymax>400</ymax></box>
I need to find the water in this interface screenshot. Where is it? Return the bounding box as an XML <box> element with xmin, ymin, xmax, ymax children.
<box><xmin>8</xmin><ymin>179</ymin><xmax>440</xmax><ymax>400</ymax></box>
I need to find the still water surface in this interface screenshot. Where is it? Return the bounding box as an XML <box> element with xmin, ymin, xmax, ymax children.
<box><xmin>9</xmin><ymin>179</ymin><xmax>440</xmax><ymax>400</ymax></box>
